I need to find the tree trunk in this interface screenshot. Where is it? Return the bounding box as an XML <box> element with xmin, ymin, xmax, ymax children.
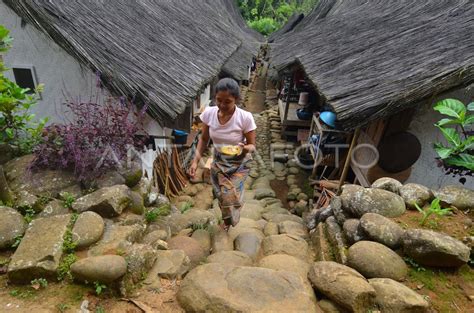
<box><xmin>0</xmin><ymin>165</ymin><xmax>14</xmax><ymax>205</ymax></box>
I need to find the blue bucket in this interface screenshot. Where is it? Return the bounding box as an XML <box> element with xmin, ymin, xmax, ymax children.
<box><xmin>172</xmin><ymin>129</ymin><xmax>188</xmax><ymax>145</ymax></box>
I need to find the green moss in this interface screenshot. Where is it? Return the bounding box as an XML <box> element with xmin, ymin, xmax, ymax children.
<box><xmin>459</xmin><ymin>265</ymin><xmax>474</xmax><ymax>283</ymax></box>
<box><xmin>145</xmin><ymin>203</ymin><xmax>171</xmax><ymax>223</ymax></box>
<box><xmin>408</xmin><ymin>268</ymin><xmax>435</xmax><ymax>291</ymax></box>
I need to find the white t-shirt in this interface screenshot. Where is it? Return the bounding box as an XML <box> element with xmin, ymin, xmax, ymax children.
<box><xmin>200</xmin><ymin>106</ymin><xmax>256</xmax><ymax>147</ymax></box>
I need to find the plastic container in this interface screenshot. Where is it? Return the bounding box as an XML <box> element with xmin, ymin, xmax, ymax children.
<box><xmin>172</xmin><ymin>129</ymin><xmax>188</xmax><ymax>144</ymax></box>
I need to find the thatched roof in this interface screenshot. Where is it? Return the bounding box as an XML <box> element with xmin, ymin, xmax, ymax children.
<box><xmin>219</xmin><ymin>0</ymin><xmax>264</xmax><ymax>80</ymax></box>
<box><xmin>3</xmin><ymin>0</ymin><xmax>261</xmax><ymax>123</ymax></box>
<box><xmin>270</xmin><ymin>0</ymin><xmax>474</xmax><ymax>130</ymax></box>
<box><xmin>268</xmin><ymin>13</ymin><xmax>304</xmax><ymax>43</ymax></box>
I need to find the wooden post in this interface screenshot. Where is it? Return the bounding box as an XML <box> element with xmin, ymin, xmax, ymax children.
<box><xmin>337</xmin><ymin>128</ymin><xmax>361</xmax><ymax>195</ymax></box>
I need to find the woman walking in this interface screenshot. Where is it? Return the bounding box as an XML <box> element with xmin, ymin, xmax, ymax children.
<box><xmin>188</xmin><ymin>78</ymin><xmax>257</xmax><ymax>231</ymax></box>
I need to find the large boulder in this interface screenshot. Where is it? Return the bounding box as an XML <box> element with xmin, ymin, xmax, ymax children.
<box><xmin>38</xmin><ymin>199</ymin><xmax>70</xmax><ymax>218</ymax></box>
<box><xmin>4</xmin><ymin>155</ymin><xmax>80</xmax><ymax>197</ymax></box>
<box><xmin>369</xmin><ymin>278</ymin><xmax>429</xmax><ymax>312</ymax></box>
<box><xmin>399</xmin><ymin>183</ymin><xmax>433</xmax><ymax>209</ymax></box>
<box><xmin>71</xmin><ymin>255</ymin><xmax>127</xmax><ymax>284</ymax></box>
<box><xmin>278</xmin><ymin>220</ymin><xmax>309</xmax><ymax>239</ymax></box>
<box><xmin>347</xmin><ymin>241</ymin><xmax>408</xmax><ymax>281</ymax></box>
<box><xmin>207</xmin><ymin>251</ymin><xmax>253</xmax><ymax>266</ymax></box>
<box><xmin>211</xmin><ymin>230</ymin><xmax>234</xmax><ymax>253</ymax></box>
<box><xmin>234</xmin><ymin>232</ymin><xmax>262</xmax><ymax>260</ymax></box>
<box><xmin>72</xmin><ymin>211</ymin><xmax>105</xmax><ymax>249</ymax></box>
<box><xmin>72</xmin><ymin>185</ymin><xmax>131</xmax><ymax>217</ymax></box>
<box><xmin>341</xmin><ymin>187</ymin><xmax>406</xmax><ymax>218</ymax></box>
<box><xmin>402</xmin><ymin>229</ymin><xmax>470</xmax><ymax>267</ymax></box>
<box><xmin>167</xmin><ymin>236</ymin><xmax>207</xmax><ymax>266</ymax></box>
<box><xmin>240</xmin><ymin>202</ymin><xmax>264</xmax><ymax>220</ymax></box>
<box><xmin>343</xmin><ymin>219</ymin><xmax>366</xmax><ymax>245</ymax></box>
<box><xmin>0</xmin><ymin>206</ymin><xmax>26</xmax><ymax>249</ymax></box>
<box><xmin>308</xmin><ymin>261</ymin><xmax>376</xmax><ymax>312</ymax></box>
<box><xmin>371</xmin><ymin>178</ymin><xmax>403</xmax><ymax>194</ymax></box>
<box><xmin>262</xmin><ymin>234</ymin><xmax>310</xmax><ymax>261</ymax></box>
<box><xmin>434</xmin><ymin>185</ymin><xmax>474</xmax><ymax>210</ymax></box>
<box><xmin>88</xmin><ymin>223</ymin><xmax>145</xmax><ymax>256</ymax></box>
<box><xmin>254</xmin><ymin>188</ymin><xmax>276</xmax><ymax>200</ymax></box>
<box><xmin>148</xmin><ymin>250</ymin><xmax>190</xmax><ymax>279</ymax></box>
<box><xmin>359</xmin><ymin>213</ymin><xmax>405</xmax><ymax>249</ymax></box>
<box><xmin>119</xmin><ymin>243</ymin><xmax>157</xmax><ymax>295</ymax></box>
<box><xmin>178</xmin><ymin>263</ymin><xmax>319</xmax><ymax>312</ymax></box>
<box><xmin>258</xmin><ymin>254</ymin><xmax>311</xmax><ymax>280</ymax></box>
<box><xmin>166</xmin><ymin>210</ymin><xmax>217</xmax><ymax>236</ymax></box>
<box><xmin>8</xmin><ymin>214</ymin><xmax>72</xmax><ymax>283</ymax></box>
<box><xmin>191</xmin><ymin>229</ymin><xmax>211</xmax><ymax>253</ymax></box>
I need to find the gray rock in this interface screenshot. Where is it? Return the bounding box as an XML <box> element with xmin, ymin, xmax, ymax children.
<box><xmin>72</xmin><ymin>211</ymin><xmax>105</xmax><ymax>249</ymax></box>
<box><xmin>371</xmin><ymin>178</ymin><xmax>403</xmax><ymax>194</ymax></box>
<box><xmin>95</xmin><ymin>171</ymin><xmax>126</xmax><ymax>189</ymax></box>
<box><xmin>399</xmin><ymin>183</ymin><xmax>433</xmax><ymax>209</ymax></box>
<box><xmin>38</xmin><ymin>199</ymin><xmax>70</xmax><ymax>218</ymax></box>
<box><xmin>149</xmin><ymin>250</ymin><xmax>190</xmax><ymax>279</ymax></box>
<box><xmin>262</xmin><ymin>234</ymin><xmax>309</xmax><ymax>261</ymax></box>
<box><xmin>318</xmin><ymin>299</ymin><xmax>346</xmax><ymax>313</ymax></box>
<box><xmin>403</xmin><ymin>229</ymin><xmax>470</xmax><ymax>267</ymax></box>
<box><xmin>119</xmin><ymin>161</ymin><xmax>143</xmax><ymax>188</ymax></box>
<box><xmin>434</xmin><ymin>185</ymin><xmax>474</xmax><ymax>210</ymax></box>
<box><xmin>278</xmin><ymin>220</ymin><xmax>309</xmax><ymax>239</ymax></box>
<box><xmin>258</xmin><ymin>254</ymin><xmax>311</xmax><ymax>280</ymax></box>
<box><xmin>88</xmin><ymin>223</ymin><xmax>145</xmax><ymax>256</ymax></box>
<box><xmin>16</xmin><ymin>190</ymin><xmax>43</xmax><ymax>213</ymax></box>
<box><xmin>72</xmin><ymin>185</ymin><xmax>131</xmax><ymax>217</ymax></box>
<box><xmin>207</xmin><ymin>251</ymin><xmax>253</xmax><ymax>266</ymax></box>
<box><xmin>325</xmin><ymin>217</ymin><xmax>348</xmax><ymax>264</ymax></box>
<box><xmin>168</xmin><ymin>236</ymin><xmax>207</xmax><ymax>266</ymax></box>
<box><xmin>308</xmin><ymin>261</ymin><xmax>376</xmax><ymax>312</ymax></box>
<box><xmin>8</xmin><ymin>214</ymin><xmax>72</xmax><ymax>283</ymax></box>
<box><xmin>71</xmin><ymin>255</ymin><xmax>127</xmax><ymax>283</ymax></box>
<box><xmin>254</xmin><ymin>188</ymin><xmax>276</xmax><ymax>200</ymax></box>
<box><xmin>359</xmin><ymin>213</ymin><xmax>405</xmax><ymax>249</ymax></box>
<box><xmin>263</xmin><ymin>213</ymin><xmax>304</xmax><ymax>224</ymax></box>
<box><xmin>331</xmin><ymin>196</ymin><xmax>351</xmax><ymax>225</ymax></box>
<box><xmin>178</xmin><ymin>263</ymin><xmax>318</xmax><ymax>312</ymax></box>
<box><xmin>119</xmin><ymin>243</ymin><xmax>157</xmax><ymax>295</ymax></box>
<box><xmin>343</xmin><ymin>219</ymin><xmax>366</xmax><ymax>245</ymax></box>
<box><xmin>165</xmin><ymin>210</ymin><xmax>216</xmax><ymax>236</ymax></box>
<box><xmin>341</xmin><ymin>187</ymin><xmax>406</xmax><ymax>218</ymax></box>
<box><xmin>297</xmin><ymin>193</ymin><xmax>309</xmax><ymax>202</ymax></box>
<box><xmin>0</xmin><ymin>206</ymin><xmax>26</xmax><ymax>249</ymax></box>
<box><xmin>240</xmin><ymin>202</ymin><xmax>264</xmax><ymax>220</ymax></box>
<box><xmin>234</xmin><ymin>232</ymin><xmax>262</xmax><ymax>259</ymax></box>
<box><xmin>191</xmin><ymin>229</ymin><xmax>211</xmax><ymax>253</ymax></box>
<box><xmin>347</xmin><ymin>241</ymin><xmax>408</xmax><ymax>281</ymax></box>
<box><xmin>211</xmin><ymin>230</ymin><xmax>234</xmax><ymax>253</ymax></box>
<box><xmin>295</xmin><ymin>200</ymin><xmax>309</xmax><ymax>216</ymax></box>
<box><xmin>142</xmin><ymin>230</ymin><xmax>169</xmax><ymax>245</ymax></box>
<box><xmin>127</xmin><ymin>191</ymin><xmax>145</xmax><ymax>215</ymax></box>
<box><xmin>264</xmin><ymin>222</ymin><xmax>279</xmax><ymax>236</ymax></box>
<box><xmin>4</xmin><ymin>155</ymin><xmax>80</xmax><ymax>197</ymax></box>
<box><xmin>369</xmin><ymin>278</ymin><xmax>429</xmax><ymax>313</ymax></box>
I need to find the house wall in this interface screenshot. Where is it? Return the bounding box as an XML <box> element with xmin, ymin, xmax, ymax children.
<box><xmin>1</xmin><ymin>2</ymin><xmax>170</xmax><ymax>178</ymax></box>
<box><xmin>407</xmin><ymin>84</ymin><xmax>474</xmax><ymax>189</ymax></box>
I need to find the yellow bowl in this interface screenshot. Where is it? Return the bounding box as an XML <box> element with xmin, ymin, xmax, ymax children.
<box><xmin>220</xmin><ymin>145</ymin><xmax>242</xmax><ymax>156</ymax></box>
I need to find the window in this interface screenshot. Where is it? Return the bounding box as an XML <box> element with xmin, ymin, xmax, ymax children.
<box><xmin>12</xmin><ymin>66</ymin><xmax>37</xmax><ymax>94</ymax></box>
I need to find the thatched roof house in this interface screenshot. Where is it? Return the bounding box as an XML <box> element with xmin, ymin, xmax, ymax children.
<box><xmin>268</xmin><ymin>13</ymin><xmax>304</xmax><ymax>43</ymax></box>
<box><xmin>270</xmin><ymin>0</ymin><xmax>474</xmax><ymax>130</ymax></box>
<box><xmin>3</xmin><ymin>0</ymin><xmax>261</xmax><ymax>125</ymax></box>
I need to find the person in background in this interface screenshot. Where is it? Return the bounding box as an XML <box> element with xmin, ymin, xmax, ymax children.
<box><xmin>188</xmin><ymin>78</ymin><xmax>256</xmax><ymax>231</ymax></box>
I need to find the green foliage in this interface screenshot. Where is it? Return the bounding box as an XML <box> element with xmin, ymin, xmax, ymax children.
<box><xmin>145</xmin><ymin>203</ymin><xmax>171</xmax><ymax>223</ymax></box>
<box><xmin>238</xmin><ymin>0</ymin><xmax>320</xmax><ymax>35</ymax></box>
<box><xmin>62</xmin><ymin>192</ymin><xmax>76</xmax><ymax>209</ymax></box>
<box><xmin>22</xmin><ymin>207</ymin><xmax>36</xmax><ymax>224</ymax></box>
<box><xmin>63</xmin><ymin>229</ymin><xmax>78</xmax><ymax>253</ymax></box>
<box><xmin>9</xmin><ymin>288</ymin><xmax>34</xmax><ymax>299</ymax></box>
<box><xmin>31</xmin><ymin>278</ymin><xmax>48</xmax><ymax>289</ymax></box>
<box><xmin>0</xmin><ymin>25</ymin><xmax>47</xmax><ymax>155</ymax></box>
<box><xmin>93</xmin><ymin>281</ymin><xmax>107</xmax><ymax>295</ymax></box>
<box><xmin>57</xmin><ymin>253</ymin><xmax>77</xmax><ymax>281</ymax></box>
<box><xmin>57</xmin><ymin>303</ymin><xmax>71</xmax><ymax>313</ymax></box>
<box><xmin>180</xmin><ymin>201</ymin><xmax>193</xmax><ymax>214</ymax></box>
<box><xmin>11</xmin><ymin>234</ymin><xmax>23</xmax><ymax>248</ymax></box>
<box><xmin>95</xmin><ymin>306</ymin><xmax>106</xmax><ymax>313</ymax></box>
<box><xmin>414</xmin><ymin>198</ymin><xmax>451</xmax><ymax>226</ymax></box>
<box><xmin>433</xmin><ymin>99</ymin><xmax>474</xmax><ymax>171</ymax></box>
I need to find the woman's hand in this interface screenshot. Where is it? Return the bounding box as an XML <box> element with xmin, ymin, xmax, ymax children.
<box><xmin>188</xmin><ymin>159</ymin><xmax>198</xmax><ymax>178</ymax></box>
<box><xmin>238</xmin><ymin>142</ymin><xmax>256</xmax><ymax>155</ymax></box>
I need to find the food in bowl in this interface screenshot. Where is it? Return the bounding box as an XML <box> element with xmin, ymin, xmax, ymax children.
<box><xmin>220</xmin><ymin>145</ymin><xmax>242</xmax><ymax>156</ymax></box>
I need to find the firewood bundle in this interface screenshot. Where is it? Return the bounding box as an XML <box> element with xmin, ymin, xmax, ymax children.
<box><xmin>153</xmin><ymin>147</ymin><xmax>188</xmax><ymax>198</ymax></box>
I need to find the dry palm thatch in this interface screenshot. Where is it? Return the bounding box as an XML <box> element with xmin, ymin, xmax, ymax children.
<box><xmin>268</xmin><ymin>13</ymin><xmax>304</xmax><ymax>43</ymax></box>
<box><xmin>270</xmin><ymin>0</ymin><xmax>474</xmax><ymax>130</ymax></box>
<box><xmin>3</xmin><ymin>0</ymin><xmax>260</xmax><ymax>123</ymax></box>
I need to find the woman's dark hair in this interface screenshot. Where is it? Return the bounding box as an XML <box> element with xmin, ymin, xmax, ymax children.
<box><xmin>215</xmin><ymin>78</ymin><xmax>240</xmax><ymax>99</ymax></box>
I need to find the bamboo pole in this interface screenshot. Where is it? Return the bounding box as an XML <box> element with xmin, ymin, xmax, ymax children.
<box><xmin>337</xmin><ymin>128</ymin><xmax>361</xmax><ymax>195</ymax></box>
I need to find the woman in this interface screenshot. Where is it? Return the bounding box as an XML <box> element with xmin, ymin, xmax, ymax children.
<box><xmin>189</xmin><ymin>78</ymin><xmax>256</xmax><ymax>231</ymax></box>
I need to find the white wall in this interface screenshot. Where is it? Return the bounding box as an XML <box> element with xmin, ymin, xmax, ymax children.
<box><xmin>407</xmin><ymin>84</ymin><xmax>474</xmax><ymax>189</ymax></box>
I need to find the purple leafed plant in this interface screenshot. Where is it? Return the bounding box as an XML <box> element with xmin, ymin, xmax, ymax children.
<box><xmin>32</xmin><ymin>95</ymin><xmax>148</xmax><ymax>182</ymax></box>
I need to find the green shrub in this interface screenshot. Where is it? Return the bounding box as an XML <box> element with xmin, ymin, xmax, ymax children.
<box><xmin>0</xmin><ymin>25</ymin><xmax>47</xmax><ymax>154</ymax></box>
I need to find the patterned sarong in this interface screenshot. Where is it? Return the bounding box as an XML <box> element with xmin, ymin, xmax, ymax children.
<box><xmin>210</xmin><ymin>150</ymin><xmax>251</xmax><ymax>227</ymax></box>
